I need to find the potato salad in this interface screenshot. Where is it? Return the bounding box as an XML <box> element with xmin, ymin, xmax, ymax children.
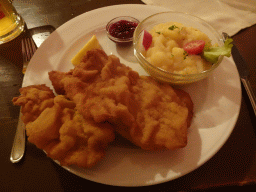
<box><xmin>143</xmin><ymin>22</ymin><xmax>213</xmax><ymax>75</ymax></box>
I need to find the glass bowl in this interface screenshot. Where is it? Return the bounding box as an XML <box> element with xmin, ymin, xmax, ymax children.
<box><xmin>106</xmin><ymin>16</ymin><xmax>139</xmax><ymax>44</ymax></box>
<box><xmin>133</xmin><ymin>12</ymin><xmax>224</xmax><ymax>85</ymax></box>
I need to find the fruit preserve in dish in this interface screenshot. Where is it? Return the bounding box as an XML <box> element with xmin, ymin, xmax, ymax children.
<box><xmin>109</xmin><ymin>20</ymin><xmax>138</xmax><ymax>39</ymax></box>
<box><xmin>106</xmin><ymin>16</ymin><xmax>139</xmax><ymax>43</ymax></box>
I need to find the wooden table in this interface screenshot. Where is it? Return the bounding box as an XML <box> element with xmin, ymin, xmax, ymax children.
<box><xmin>1</xmin><ymin>0</ymin><xmax>256</xmax><ymax>191</ymax></box>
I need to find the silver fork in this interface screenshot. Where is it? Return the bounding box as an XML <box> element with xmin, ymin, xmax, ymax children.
<box><xmin>10</xmin><ymin>36</ymin><xmax>37</xmax><ymax>163</ymax></box>
<box><xmin>21</xmin><ymin>36</ymin><xmax>37</xmax><ymax>74</ymax></box>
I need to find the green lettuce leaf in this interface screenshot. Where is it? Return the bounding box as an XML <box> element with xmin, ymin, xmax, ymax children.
<box><xmin>203</xmin><ymin>38</ymin><xmax>233</xmax><ymax>63</ymax></box>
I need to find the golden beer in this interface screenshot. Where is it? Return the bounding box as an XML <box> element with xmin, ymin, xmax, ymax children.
<box><xmin>0</xmin><ymin>0</ymin><xmax>25</xmax><ymax>44</ymax></box>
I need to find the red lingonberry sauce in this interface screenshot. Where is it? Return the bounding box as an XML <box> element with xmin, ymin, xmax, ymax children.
<box><xmin>109</xmin><ymin>20</ymin><xmax>138</xmax><ymax>39</ymax></box>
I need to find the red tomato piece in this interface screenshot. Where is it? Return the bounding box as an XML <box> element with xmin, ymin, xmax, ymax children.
<box><xmin>183</xmin><ymin>40</ymin><xmax>205</xmax><ymax>55</ymax></box>
<box><xmin>142</xmin><ymin>30</ymin><xmax>152</xmax><ymax>50</ymax></box>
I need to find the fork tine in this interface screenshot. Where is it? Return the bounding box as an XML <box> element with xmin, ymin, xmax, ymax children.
<box><xmin>24</xmin><ymin>38</ymin><xmax>30</xmax><ymax>61</ymax></box>
<box><xmin>21</xmin><ymin>38</ymin><xmax>27</xmax><ymax>62</ymax></box>
<box><xmin>28</xmin><ymin>37</ymin><xmax>37</xmax><ymax>59</ymax></box>
<box><xmin>21</xmin><ymin>40</ymin><xmax>24</xmax><ymax>58</ymax></box>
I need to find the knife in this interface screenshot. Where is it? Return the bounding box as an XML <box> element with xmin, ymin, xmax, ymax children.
<box><xmin>222</xmin><ymin>32</ymin><xmax>256</xmax><ymax>116</ymax></box>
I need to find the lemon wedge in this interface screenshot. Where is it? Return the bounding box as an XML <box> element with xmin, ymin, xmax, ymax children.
<box><xmin>71</xmin><ymin>35</ymin><xmax>102</xmax><ymax>66</ymax></box>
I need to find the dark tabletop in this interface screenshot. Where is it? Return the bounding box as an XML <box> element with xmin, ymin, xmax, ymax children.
<box><xmin>1</xmin><ymin>0</ymin><xmax>256</xmax><ymax>191</ymax></box>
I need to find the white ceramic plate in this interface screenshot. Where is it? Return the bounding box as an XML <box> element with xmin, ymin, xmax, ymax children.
<box><xmin>23</xmin><ymin>4</ymin><xmax>241</xmax><ymax>186</ymax></box>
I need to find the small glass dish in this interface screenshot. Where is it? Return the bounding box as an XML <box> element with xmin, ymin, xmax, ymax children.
<box><xmin>106</xmin><ymin>16</ymin><xmax>139</xmax><ymax>44</ymax></box>
<box><xmin>133</xmin><ymin>12</ymin><xmax>224</xmax><ymax>85</ymax></box>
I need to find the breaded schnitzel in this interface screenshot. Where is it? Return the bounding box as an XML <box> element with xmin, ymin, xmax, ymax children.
<box><xmin>49</xmin><ymin>49</ymin><xmax>193</xmax><ymax>150</ymax></box>
<box><xmin>13</xmin><ymin>85</ymin><xmax>115</xmax><ymax>167</ymax></box>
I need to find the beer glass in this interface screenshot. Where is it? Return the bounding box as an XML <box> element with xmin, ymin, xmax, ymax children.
<box><xmin>0</xmin><ymin>0</ymin><xmax>25</xmax><ymax>44</ymax></box>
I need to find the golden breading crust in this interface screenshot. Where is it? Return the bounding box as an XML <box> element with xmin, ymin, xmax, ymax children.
<box><xmin>48</xmin><ymin>49</ymin><xmax>193</xmax><ymax>151</ymax></box>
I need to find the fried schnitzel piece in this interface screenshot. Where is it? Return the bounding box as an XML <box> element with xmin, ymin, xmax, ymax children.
<box><xmin>12</xmin><ymin>84</ymin><xmax>55</xmax><ymax>124</ymax></box>
<box><xmin>49</xmin><ymin>49</ymin><xmax>193</xmax><ymax>150</ymax></box>
<box><xmin>125</xmin><ymin>76</ymin><xmax>193</xmax><ymax>150</ymax></box>
<box><xmin>13</xmin><ymin>86</ymin><xmax>115</xmax><ymax>167</ymax></box>
<box><xmin>49</xmin><ymin>50</ymin><xmax>138</xmax><ymax>125</ymax></box>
